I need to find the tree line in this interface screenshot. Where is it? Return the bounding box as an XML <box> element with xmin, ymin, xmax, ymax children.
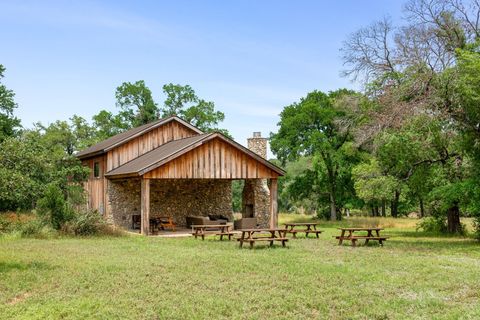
<box><xmin>271</xmin><ymin>0</ymin><xmax>480</xmax><ymax>237</ymax></box>
<box><xmin>0</xmin><ymin>72</ymin><xmax>227</xmax><ymax>223</ymax></box>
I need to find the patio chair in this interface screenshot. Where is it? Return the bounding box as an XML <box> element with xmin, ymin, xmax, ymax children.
<box><xmin>132</xmin><ymin>214</ymin><xmax>141</xmax><ymax>230</ymax></box>
<box><xmin>159</xmin><ymin>216</ymin><xmax>176</xmax><ymax>231</ymax></box>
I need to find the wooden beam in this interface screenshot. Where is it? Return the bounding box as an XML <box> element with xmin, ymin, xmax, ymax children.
<box><xmin>269</xmin><ymin>178</ymin><xmax>278</xmax><ymax>228</ymax></box>
<box><xmin>141</xmin><ymin>178</ymin><xmax>150</xmax><ymax>235</ymax></box>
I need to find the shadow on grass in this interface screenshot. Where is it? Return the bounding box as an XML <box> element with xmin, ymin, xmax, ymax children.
<box><xmin>0</xmin><ymin>261</ymin><xmax>52</xmax><ymax>273</ymax></box>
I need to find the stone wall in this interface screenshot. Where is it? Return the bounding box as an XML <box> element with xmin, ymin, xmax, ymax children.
<box><xmin>242</xmin><ymin>179</ymin><xmax>270</xmax><ymax>228</ymax></box>
<box><xmin>242</xmin><ymin>132</ymin><xmax>271</xmax><ymax>228</ymax></box>
<box><xmin>108</xmin><ymin>178</ymin><xmax>232</xmax><ymax>229</ymax></box>
<box><xmin>247</xmin><ymin>132</ymin><xmax>268</xmax><ymax>159</ymax></box>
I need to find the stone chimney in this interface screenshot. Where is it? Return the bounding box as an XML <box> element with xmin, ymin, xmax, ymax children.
<box><xmin>242</xmin><ymin>131</ymin><xmax>270</xmax><ymax>228</ymax></box>
<box><xmin>247</xmin><ymin>132</ymin><xmax>267</xmax><ymax>159</ymax></box>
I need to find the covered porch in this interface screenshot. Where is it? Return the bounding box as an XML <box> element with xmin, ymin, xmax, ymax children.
<box><xmin>104</xmin><ymin>133</ymin><xmax>284</xmax><ymax>235</ymax></box>
<box><xmin>138</xmin><ymin>177</ymin><xmax>278</xmax><ymax>235</ymax></box>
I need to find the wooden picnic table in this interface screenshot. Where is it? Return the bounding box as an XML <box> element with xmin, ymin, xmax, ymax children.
<box><xmin>335</xmin><ymin>227</ymin><xmax>388</xmax><ymax>247</ymax></box>
<box><xmin>283</xmin><ymin>222</ymin><xmax>323</xmax><ymax>238</ymax></box>
<box><xmin>191</xmin><ymin>224</ymin><xmax>234</xmax><ymax>240</ymax></box>
<box><xmin>237</xmin><ymin>228</ymin><xmax>288</xmax><ymax>248</ymax></box>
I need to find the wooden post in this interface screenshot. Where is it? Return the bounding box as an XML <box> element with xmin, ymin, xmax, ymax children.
<box><xmin>141</xmin><ymin>178</ymin><xmax>150</xmax><ymax>235</ymax></box>
<box><xmin>269</xmin><ymin>178</ymin><xmax>278</xmax><ymax>228</ymax></box>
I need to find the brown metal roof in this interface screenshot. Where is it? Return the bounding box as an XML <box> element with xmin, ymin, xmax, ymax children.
<box><xmin>105</xmin><ymin>132</ymin><xmax>285</xmax><ymax>178</ymax></box>
<box><xmin>76</xmin><ymin>116</ymin><xmax>203</xmax><ymax>159</ymax></box>
<box><xmin>105</xmin><ymin>134</ymin><xmax>211</xmax><ymax>177</ymax></box>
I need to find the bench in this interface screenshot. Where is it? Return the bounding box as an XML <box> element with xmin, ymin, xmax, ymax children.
<box><xmin>191</xmin><ymin>224</ymin><xmax>234</xmax><ymax>240</ymax></box>
<box><xmin>283</xmin><ymin>223</ymin><xmax>323</xmax><ymax>239</ymax></box>
<box><xmin>238</xmin><ymin>237</ymin><xmax>288</xmax><ymax>248</ymax></box>
<box><xmin>287</xmin><ymin>229</ymin><xmax>323</xmax><ymax>238</ymax></box>
<box><xmin>334</xmin><ymin>236</ymin><xmax>388</xmax><ymax>247</ymax></box>
<box><xmin>238</xmin><ymin>228</ymin><xmax>289</xmax><ymax>249</ymax></box>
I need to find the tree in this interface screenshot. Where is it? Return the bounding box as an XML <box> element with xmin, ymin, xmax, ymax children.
<box><xmin>270</xmin><ymin>90</ymin><xmax>360</xmax><ymax>220</ymax></box>
<box><xmin>115</xmin><ymin>80</ymin><xmax>159</xmax><ymax>128</ymax></box>
<box><xmin>88</xmin><ymin>81</ymin><xmax>228</xmax><ymax>143</ymax></box>
<box><xmin>352</xmin><ymin>158</ymin><xmax>399</xmax><ymax>217</ymax></box>
<box><xmin>162</xmin><ymin>83</ymin><xmax>226</xmax><ymax>133</ymax></box>
<box><xmin>0</xmin><ymin>64</ymin><xmax>21</xmax><ymax>142</ymax></box>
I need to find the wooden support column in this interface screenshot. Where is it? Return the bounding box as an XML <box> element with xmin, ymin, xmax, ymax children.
<box><xmin>269</xmin><ymin>178</ymin><xmax>278</xmax><ymax>228</ymax></box>
<box><xmin>141</xmin><ymin>178</ymin><xmax>150</xmax><ymax>236</ymax></box>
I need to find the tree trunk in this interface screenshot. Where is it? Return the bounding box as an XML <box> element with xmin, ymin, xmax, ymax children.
<box><xmin>329</xmin><ymin>192</ymin><xmax>337</xmax><ymax>221</ymax></box>
<box><xmin>381</xmin><ymin>200</ymin><xmax>386</xmax><ymax>217</ymax></box>
<box><xmin>446</xmin><ymin>203</ymin><xmax>461</xmax><ymax>233</ymax></box>
<box><xmin>391</xmin><ymin>190</ymin><xmax>400</xmax><ymax>218</ymax></box>
<box><xmin>370</xmin><ymin>206</ymin><xmax>375</xmax><ymax>217</ymax></box>
<box><xmin>374</xmin><ymin>206</ymin><xmax>379</xmax><ymax>217</ymax></box>
<box><xmin>419</xmin><ymin>197</ymin><xmax>425</xmax><ymax>218</ymax></box>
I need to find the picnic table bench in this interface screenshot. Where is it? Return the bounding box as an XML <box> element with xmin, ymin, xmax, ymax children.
<box><xmin>237</xmin><ymin>228</ymin><xmax>288</xmax><ymax>248</ymax></box>
<box><xmin>283</xmin><ymin>222</ymin><xmax>323</xmax><ymax>238</ymax></box>
<box><xmin>191</xmin><ymin>224</ymin><xmax>234</xmax><ymax>240</ymax></box>
<box><xmin>335</xmin><ymin>227</ymin><xmax>388</xmax><ymax>247</ymax></box>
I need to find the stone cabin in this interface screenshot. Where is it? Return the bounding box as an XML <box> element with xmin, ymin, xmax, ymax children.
<box><xmin>76</xmin><ymin>116</ymin><xmax>285</xmax><ymax>235</ymax></box>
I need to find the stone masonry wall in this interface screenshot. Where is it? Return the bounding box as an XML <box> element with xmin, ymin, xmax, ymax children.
<box><xmin>242</xmin><ymin>132</ymin><xmax>271</xmax><ymax>228</ymax></box>
<box><xmin>109</xmin><ymin>178</ymin><xmax>232</xmax><ymax>230</ymax></box>
<box><xmin>242</xmin><ymin>179</ymin><xmax>270</xmax><ymax>228</ymax></box>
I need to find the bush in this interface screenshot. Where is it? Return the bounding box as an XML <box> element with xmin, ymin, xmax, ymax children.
<box><xmin>62</xmin><ymin>210</ymin><xmax>123</xmax><ymax>236</ymax></box>
<box><xmin>416</xmin><ymin>216</ymin><xmax>465</xmax><ymax>235</ymax></box>
<box><xmin>17</xmin><ymin>219</ymin><xmax>56</xmax><ymax>238</ymax></box>
<box><xmin>37</xmin><ymin>184</ymin><xmax>73</xmax><ymax>229</ymax></box>
<box><xmin>0</xmin><ymin>215</ymin><xmax>14</xmax><ymax>234</ymax></box>
<box><xmin>416</xmin><ymin>217</ymin><xmax>447</xmax><ymax>233</ymax></box>
<box><xmin>473</xmin><ymin>217</ymin><xmax>480</xmax><ymax>240</ymax></box>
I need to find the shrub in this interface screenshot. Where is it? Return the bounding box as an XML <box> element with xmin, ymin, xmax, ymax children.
<box><xmin>17</xmin><ymin>219</ymin><xmax>56</xmax><ymax>238</ymax></box>
<box><xmin>416</xmin><ymin>217</ymin><xmax>447</xmax><ymax>233</ymax></box>
<box><xmin>37</xmin><ymin>184</ymin><xmax>73</xmax><ymax>229</ymax></box>
<box><xmin>473</xmin><ymin>217</ymin><xmax>480</xmax><ymax>240</ymax></box>
<box><xmin>0</xmin><ymin>215</ymin><xmax>14</xmax><ymax>234</ymax></box>
<box><xmin>415</xmin><ymin>216</ymin><xmax>466</xmax><ymax>235</ymax></box>
<box><xmin>62</xmin><ymin>210</ymin><xmax>123</xmax><ymax>236</ymax></box>
<box><xmin>61</xmin><ymin>210</ymin><xmax>100</xmax><ymax>236</ymax></box>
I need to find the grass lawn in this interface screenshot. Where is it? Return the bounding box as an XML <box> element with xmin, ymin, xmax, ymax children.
<box><xmin>1</xmin><ymin>215</ymin><xmax>479</xmax><ymax>320</ymax></box>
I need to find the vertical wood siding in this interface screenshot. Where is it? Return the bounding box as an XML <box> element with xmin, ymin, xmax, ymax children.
<box><xmin>106</xmin><ymin>121</ymin><xmax>198</xmax><ymax>172</ymax></box>
<box><xmin>82</xmin><ymin>155</ymin><xmax>106</xmax><ymax>213</ymax></box>
<box><xmin>143</xmin><ymin>138</ymin><xmax>279</xmax><ymax>179</ymax></box>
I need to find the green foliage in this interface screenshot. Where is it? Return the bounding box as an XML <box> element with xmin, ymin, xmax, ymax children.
<box><xmin>0</xmin><ymin>64</ymin><xmax>21</xmax><ymax>142</ymax></box>
<box><xmin>36</xmin><ymin>184</ymin><xmax>73</xmax><ymax>230</ymax></box>
<box><xmin>61</xmin><ymin>210</ymin><xmax>106</xmax><ymax>236</ymax></box>
<box><xmin>352</xmin><ymin>158</ymin><xmax>399</xmax><ymax>204</ymax></box>
<box><xmin>416</xmin><ymin>217</ymin><xmax>447</xmax><ymax>234</ymax></box>
<box><xmin>231</xmin><ymin>180</ymin><xmax>244</xmax><ymax>212</ymax></box>
<box><xmin>271</xmin><ymin>89</ymin><xmax>361</xmax><ymax>220</ymax></box>
<box><xmin>17</xmin><ymin>218</ymin><xmax>56</xmax><ymax>239</ymax></box>
<box><xmin>115</xmin><ymin>80</ymin><xmax>159</xmax><ymax>127</ymax></box>
<box><xmin>90</xmin><ymin>81</ymin><xmax>228</xmax><ymax>141</ymax></box>
<box><xmin>162</xmin><ymin>83</ymin><xmax>226</xmax><ymax>133</ymax></box>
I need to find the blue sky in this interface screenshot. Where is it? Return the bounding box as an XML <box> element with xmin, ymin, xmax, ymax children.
<box><xmin>0</xmin><ymin>0</ymin><xmax>404</xmax><ymax>155</ymax></box>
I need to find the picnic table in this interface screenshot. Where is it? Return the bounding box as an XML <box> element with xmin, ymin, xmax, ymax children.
<box><xmin>335</xmin><ymin>227</ymin><xmax>388</xmax><ymax>247</ymax></box>
<box><xmin>191</xmin><ymin>224</ymin><xmax>234</xmax><ymax>240</ymax></box>
<box><xmin>283</xmin><ymin>222</ymin><xmax>323</xmax><ymax>238</ymax></box>
<box><xmin>237</xmin><ymin>228</ymin><xmax>288</xmax><ymax>248</ymax></box>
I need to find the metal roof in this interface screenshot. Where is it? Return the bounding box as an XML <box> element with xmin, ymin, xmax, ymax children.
<box><xmin>75</xmin><ymin>116</ymin><xmax>203</xmax><ymax>159</ymax></box>
<box><xmin>105</xmin><ymin>132</ymin><xmax>285</xmax><ymax>178</ymax></box>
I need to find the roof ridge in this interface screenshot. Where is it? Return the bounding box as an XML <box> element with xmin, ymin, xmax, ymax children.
<box><xmin>76</xmin><ymin>115</ymin><xmax>203</xmax><ymax>159</ymax></box>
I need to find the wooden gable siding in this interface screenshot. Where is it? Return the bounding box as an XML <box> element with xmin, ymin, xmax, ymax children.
<box><xmin>82</xmin><ymin>155</ymin><xmax>107</xmax><ymax>213</ymax></box>
<box><xmin>143</xmin><ymin>138</ymin><xmax>279</xmax><ymax>179</ymax></box>
<box><xmin>106</xmin><ymin>121</ymin><xmax>197</xmax><ymax>172</ymax></box>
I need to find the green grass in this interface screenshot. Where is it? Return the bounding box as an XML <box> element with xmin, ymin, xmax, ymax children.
<box><xmin>1</xmin><ymin>215</ymin><xmax>479</xmax><ymax>320</ymax></box>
